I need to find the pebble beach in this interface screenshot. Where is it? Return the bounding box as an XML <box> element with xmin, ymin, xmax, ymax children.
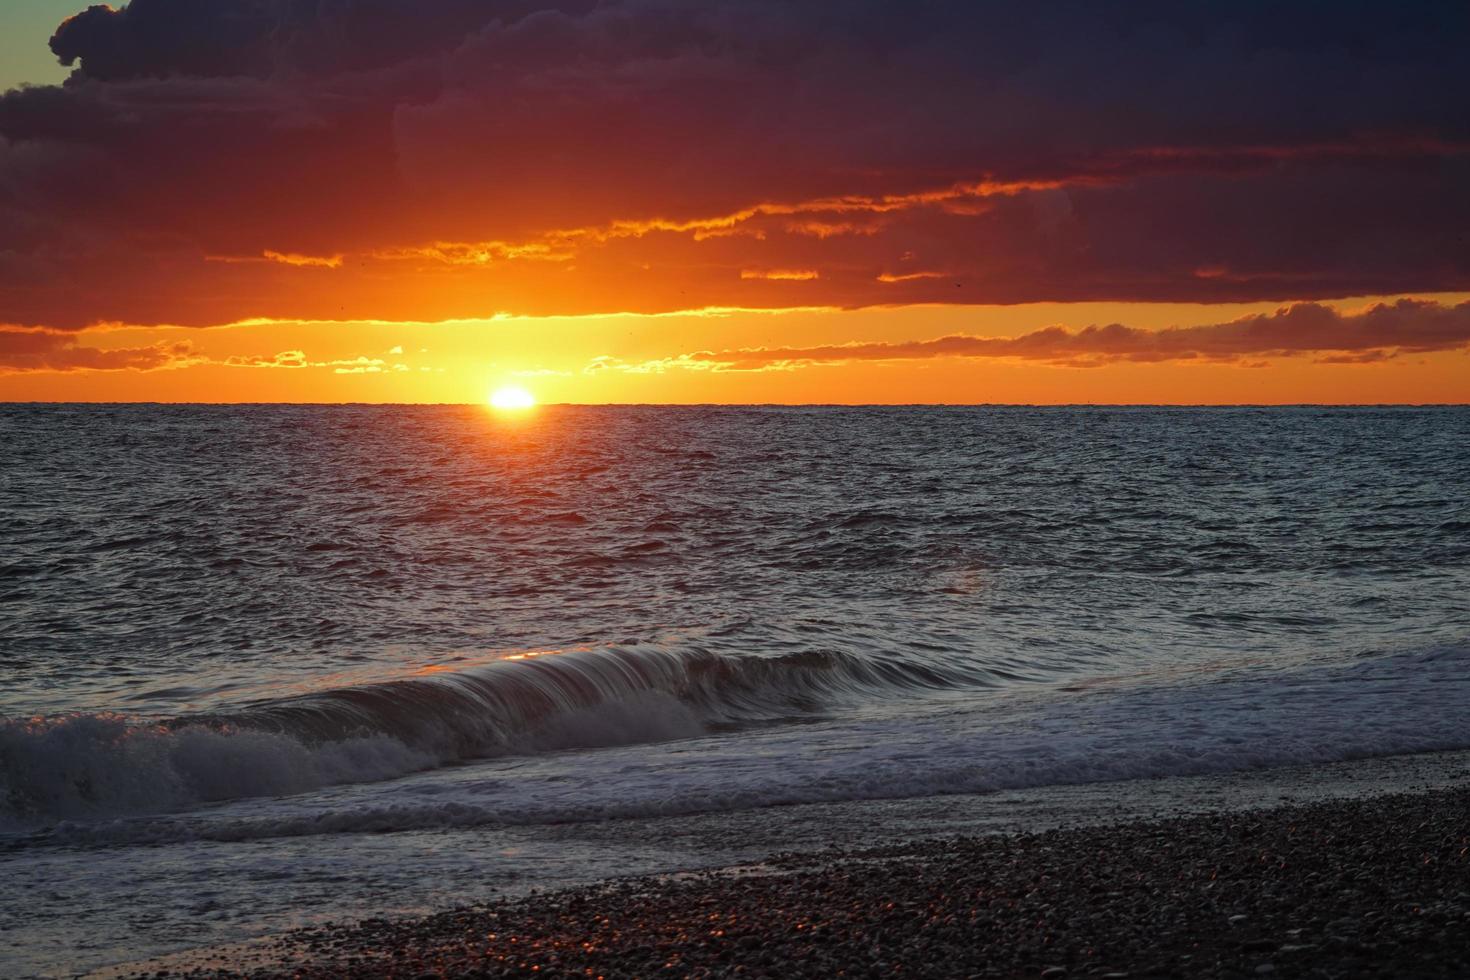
<box><xmin>121</xmin><ymin>782</ymin><xmax>1470</xmax><ymax>979</ymax></box>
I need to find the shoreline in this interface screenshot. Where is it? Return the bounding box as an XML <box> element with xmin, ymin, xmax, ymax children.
<box><xmin>103</xmin><ymin>771</ymin><xmax>1470</xmax><ymax>979</ymax></box>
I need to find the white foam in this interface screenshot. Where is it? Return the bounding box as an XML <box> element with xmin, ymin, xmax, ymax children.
<box><xmin>0</xmin><ymin>644</ymin><xmax>981</xmax><ymax>830</ymax></box>
<box><xmin>26</xmin><ymin>643</ymin><xmax>1470</xmax><ymax>847</ymax></box>
<box><xmin>0</xmin><ymin>713</ymin><xmax>435</xmax><ymax>830</ymax></box>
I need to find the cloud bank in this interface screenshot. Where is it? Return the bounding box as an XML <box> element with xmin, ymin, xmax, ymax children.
<box><xmin>5</xmin><ymin>300</ymin><xmax>1468</xmax><ymax>377</ymax></box>
<box><xmin>589</xmin><ymin>300</ymin><xmax>1470</xmax><ymax>373</ymax></box>
<box><xmin>0</xmin><ymin>328</ymin><xmax>194</xmax><ymax>372</ymax></box>
<box><xmin>0</xmin><ymin>1</ymin><xmax>1467</xmax><ymax>330</ymax></box>
<box><xmin>0</xmin><ymin>328</ymin><xmax>394</xmax><ymax>375</ymax></box>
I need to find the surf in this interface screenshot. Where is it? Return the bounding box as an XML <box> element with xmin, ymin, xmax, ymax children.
<box><xmin>0</xmin><ymin>643</ymin><xmax>994</xmax><ymax>828</ymax></box>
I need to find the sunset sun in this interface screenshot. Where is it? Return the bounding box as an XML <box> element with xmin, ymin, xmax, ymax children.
<box><xmin>489</xmin><ymin>385</ymin><xmax>536</xmax><ymax>410</ymax></box>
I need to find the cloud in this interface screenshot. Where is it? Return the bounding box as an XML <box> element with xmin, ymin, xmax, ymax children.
<box><xmin>740</xmin><ymin>269</ymin><xmax>819</xmax><ymax>282</ymax></box>
<box><xmin>49</xmin><ymin>0</ymin><xmax>278</xmax><ymax>82</ymax></box>
<box><xmin>371</xmin><ymin>240</ymin><xmax>574</xmax><ymax>266</ymax></box>
<box><xmin>48</xmin><ymin>0</ymin><xmax>584</xmax><ymax>82</ymax></box>
<box><xmin>221</xmin><ymin>350</ymin><xmax>386</xmax><ymax>373</ymax></box>
<box><xmin>220</xmin><ymin>349</ymin><xmax>309</xmax><ymax>368</ymax></box>
<box><xmin>590</xmin><ymin>300</ymin><xmax>1470</xmax><ymax>372</ymax></box>
<box><xmin>0</xmin><ymin>327</ymin><xmax>195</xmax><ymax>372</ymax></box>
<box><xmin>331</xmin><ymin>357</ymin><xmax>385</xmax><ymax>374</ymax></box>
<box><xmin>263</xmin><ymin>250</ymin><xmax>343</xmax><ymax>269</ymax></box>
<box><xmin>1</xmin><ymin>1</ymin><xmax>1468</xmax><ymax>330</ymax></box>
<box><xmin>877</xmin><ymin>271</ymin><xmax>948</xmax><ymax>284</ymax></box>
<box><xmin>0</xmin><ymin>331</ymin><xmax>395</xmax><ymax>375</ymax></box>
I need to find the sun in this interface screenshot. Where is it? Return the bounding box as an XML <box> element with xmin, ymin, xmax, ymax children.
<box><xmin>489</xmin><ymin>385</ymin><xmax>536</xmax><ymax>410</ymax></box>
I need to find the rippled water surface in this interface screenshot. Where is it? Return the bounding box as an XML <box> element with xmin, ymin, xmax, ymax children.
<box><xmin>2</xmin><ymin>405</ymin><xmax>1469</xmax><ymax>975</ymax></box>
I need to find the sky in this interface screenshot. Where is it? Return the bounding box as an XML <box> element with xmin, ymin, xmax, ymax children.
<box><xmin>1</xmin><ymin>1</ymin><xmax>1468</xmax><ymax>404</ymax></box>
<box><xmin>0</xmin><ymin>1</ymin><xmax>72</xmax><ymax>91</ymax></box>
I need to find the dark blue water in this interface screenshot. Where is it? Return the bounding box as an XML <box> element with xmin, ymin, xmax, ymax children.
<box><xmin>2</xmin><ymin>405</ymin><xmax>1468</xmax><ymax>975</ymax></box>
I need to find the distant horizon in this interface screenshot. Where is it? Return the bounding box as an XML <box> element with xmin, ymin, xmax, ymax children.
<box><xmin>5</xmin><ymin>399</ymin><xmax>1467</xmax><ymax>408</ymax></box>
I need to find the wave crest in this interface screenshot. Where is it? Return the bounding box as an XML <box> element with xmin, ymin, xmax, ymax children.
<box><xmin>0</xmin><ymin>645</ymin><xmax>983</xmax><ymax>828</ymax></box>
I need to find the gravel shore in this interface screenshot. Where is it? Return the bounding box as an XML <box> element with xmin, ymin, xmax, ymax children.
<box><xmin>136</xmin><ymin>785</ymin><xmax>1470</xmax><ymax>979</ymax></box>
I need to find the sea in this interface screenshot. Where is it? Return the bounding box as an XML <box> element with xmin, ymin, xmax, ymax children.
<box><xmin>2</xmin><ymin>404</ymin><xmax>1468</xmax><ymax>976</ymax></box>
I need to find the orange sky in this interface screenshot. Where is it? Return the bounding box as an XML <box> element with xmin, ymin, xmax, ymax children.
<box><xmin>3</xmin><ymin>296</ymin><xmax>1466</xmax><ymax>404</ymax></box>
<box><xmin>4</xmin><ymin>3</ymin><xmax>1470</xmax><ymax>403</ymax></box>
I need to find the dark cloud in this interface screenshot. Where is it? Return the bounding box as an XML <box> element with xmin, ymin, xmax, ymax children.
<box><xmin>0</xmin><ymin>330</ymin><xmax>398</xmax><ymax>374</ymax></box>
<box><xmin>48</xmin><ymin>0</ymin><xmax>596</xmax><ymax>81</ymax></box>
<box><xmin>50</xmin><ymin>0</ymin><xmax>277</xmax><ymax>81</ymax></box>
<box><xmin>2</xmin><ymin>1</ymin><xmax>1469</xmax><ymax>329</ymax></box>
<box><xmin>0</xmin><ymin>327</ymin><xmax>193</xmax><ymax>371</ymax></box>
<box><xmin>605</xmin><ymin>300</ymin><xmax>1470</xmax><ymax>371</ymax></box>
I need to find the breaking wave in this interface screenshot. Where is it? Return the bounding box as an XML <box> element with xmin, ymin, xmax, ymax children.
<box><xmin>14</xmin><ymin>642</ymin><xmax>1470</xmax><ymax>849</ymax></box>
<box><xmin>0</xmin><ymin>644</ymin><xmax>985</xmax><ymax>829</ymax></box>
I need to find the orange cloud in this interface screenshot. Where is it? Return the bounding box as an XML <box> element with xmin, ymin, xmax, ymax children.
<box><xmin>740</xmin><ymin>269</ymin><xmax>820</xmax><ymax>282</ymax></box>
<box><xmin>371</xmin><ymin>241</ymin><xmax>575</xmax><ymax>266</ymax></box>
<box><xmin>205</xmin><ymin>251</ymin><xmax>345</xmax><ymax>268</ymax></box>
<box><xmin>220</xmin><ymin>350</ymin><xmax>312</xmax><ymax>369</ymax></box>
<box><xmin>877</xmin><ymin>271</ymin><xmax>949</xmax><ymax>283</ymax></box>
<box><xmin>221</xmin><ymin>351</ymin><xmax>387</xmax><ymax>373</ymax></box>
<box><xmin>589</xmin><ymin>299</ymin><xmax>1470</xmax><ymax>372</ymax></box>
<box><xmin>565</xmin><ymin>178</ymin><xmax>1058</xmax><ymax>246</ymax></box>
<box><xmin>0</xmin><ymin>332</ymin><xmax>400</xmax><ymax>377</ymax></box>
<box><xmin>263</xmin><ymin>250</ymin><xmax>344</xmax><ymax>269</ymax></box>
<box><xmin>0</xmin><ymin>328</ymin><xmax>196</xmax><ymax>373</ymax></box>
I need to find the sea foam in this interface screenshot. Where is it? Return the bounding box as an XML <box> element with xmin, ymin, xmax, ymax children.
<box><xmin>0</xmin><ymin>644</ymin><xmax>985</xmax><ymax>829</ymax></box>
<box><xmin>10</xmin><ymin>643</ymin><xmax>1469</xmax><ymax>846</ymax></box>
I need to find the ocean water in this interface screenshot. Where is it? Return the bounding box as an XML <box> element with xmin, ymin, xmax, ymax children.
<box><xmin>2</xmin><ymin>404</ymin><xmax>1468</xmax><ymax>975</ymax></box>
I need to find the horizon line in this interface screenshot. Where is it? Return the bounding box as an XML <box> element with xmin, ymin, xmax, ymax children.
<box><xmin>2</xmin><ymin>401</ymin><xmax>1467</xmax><ymax>409</ymax></box>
